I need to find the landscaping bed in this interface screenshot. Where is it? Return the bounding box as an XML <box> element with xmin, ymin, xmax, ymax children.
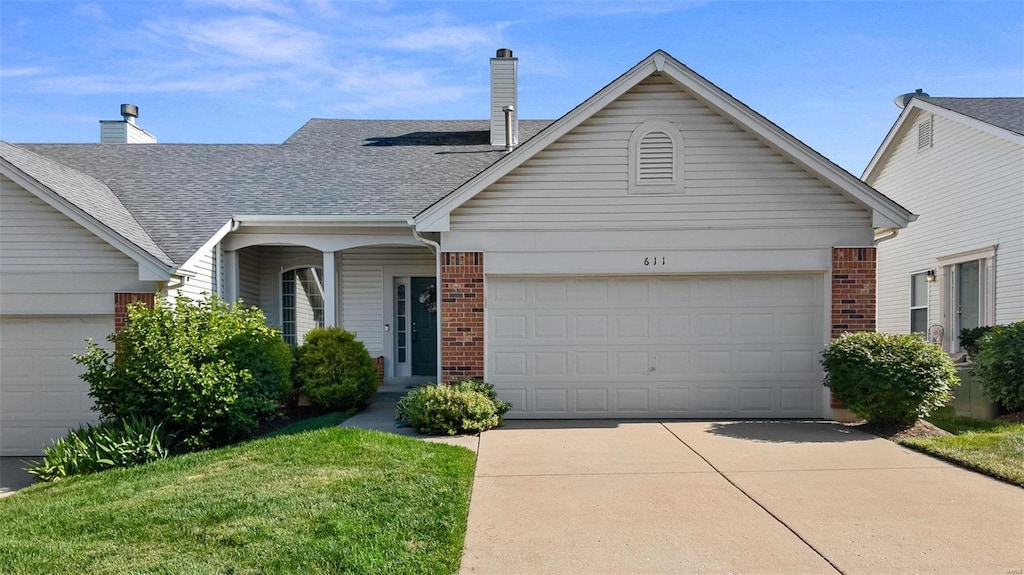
<box><xmin>0</xmin><ymin>423</ymin><xmax>476</xmax><ymax>575</ymax></box>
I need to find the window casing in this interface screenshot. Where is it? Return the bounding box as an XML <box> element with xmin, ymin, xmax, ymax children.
<box><xmin>628</xmin><ymin>119</ymin><xmax>684</xmax><ymax>194</ymax></box>
<box><xmin>910</xmin><ymin>272</ymin><xmax>929</xmax><ymax>335</ymax></box>
<box><xmin>282</xmin><ymin>266</ymin><xmax>325</xmax><ymax>345</ymax></box>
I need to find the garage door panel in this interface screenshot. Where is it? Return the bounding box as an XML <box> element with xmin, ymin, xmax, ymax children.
<box><xmin>487</xmin><ymin>275</ymin><xmax>825</xmax><ymax>419</ymax></box>
<box><xmin>1</xmin><ymin>315</ymin><xmax>110</xmax><ymax>455</ymax></box>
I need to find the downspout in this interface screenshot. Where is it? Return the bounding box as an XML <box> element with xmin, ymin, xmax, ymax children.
<box><xmin>409</xmin><ymin>220</ymin><xmax>443</xmax><ymax>384</ymax></box>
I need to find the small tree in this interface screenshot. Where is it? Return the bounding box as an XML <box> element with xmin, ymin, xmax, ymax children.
<box><xmin>822</xmin><ymin>332</ymin><xmax>959</xmax><ymax>425</ymax></box>
<box><xmin>295</xmin><ymin>327</ymin><xmax>378</xmax><ymax>411</ymax></box>
<box><xmin>972</xmin><ymin>322</ymin><xmax>1024</xmax><ymax>412</ymax></box>
<box><xmin>75</xmin><ymin>296</ymin><xmax>293</xmax><ymax>450</ymax></box>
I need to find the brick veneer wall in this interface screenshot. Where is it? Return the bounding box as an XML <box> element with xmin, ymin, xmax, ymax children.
<box><xmin>440</xmin><ymin>252</ymin><xmax>484</xmax><ymax>382</ymax></box>
<box><xmin>830</xmin><ymin>247</ymin><xmax>877</xmax><ymax>407</ymax></box>
<box><xmin>114</xmin><ymin>292</ymin><xmax>156</xmax><ymax>332</ymax></box>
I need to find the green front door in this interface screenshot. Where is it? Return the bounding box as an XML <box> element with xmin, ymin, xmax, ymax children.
<box><xmin>410</xmin><ymin>277</ymin><xmax>438</xmax><ymax>376</ymax></box>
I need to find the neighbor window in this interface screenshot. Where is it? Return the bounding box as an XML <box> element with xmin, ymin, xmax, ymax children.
<box><xmin>910</xmin><ymin>272</ymin><xmax>929</xmax><ymax>335</ymax></box>
<box><xmin>282</xmin><ymin>266</ymin><xmax>324</xmax><ymax>345</ymax></box>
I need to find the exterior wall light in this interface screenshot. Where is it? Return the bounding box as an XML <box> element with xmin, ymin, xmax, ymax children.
<box><xmin>925</xmin><ymin>269</ymin><xmax>936</xmax><ymax>283</ymax></box>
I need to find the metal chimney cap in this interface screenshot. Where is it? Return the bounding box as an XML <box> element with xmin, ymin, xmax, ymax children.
<box><xmin>894</xmin><ymin>89</ymin><xmax>928</xmax><ymax>109</ymax></box>
<box><xmin>120</xmin><ymin>104</ymin><xmax>139</xmax><ymax>118</ymax></box>
<box><xmin>495</xmin><ymin>48</ymin><xmax>513</xmax><ymax>58</ymax></box>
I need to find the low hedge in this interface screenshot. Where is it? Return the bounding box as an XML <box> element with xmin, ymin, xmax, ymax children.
<box><xmin>397</xmin><ymin>380</ymin><xmax>511</xmax><ymax>436</ymax></box>
<box><xmin>972</xmin><ymin>322</ymin><xmax>1024</xmax><ymax>412</ymax></box>
<box><xmin>822</xmin><ymin>331</ymin><xmax>959</xmax><ymax>425</ymax></box>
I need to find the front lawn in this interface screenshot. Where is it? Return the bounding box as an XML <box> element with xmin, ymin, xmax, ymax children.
<box><xmin>901</xmin><ymin>407</ymin><xmax>1024</xmax><ymax>487</ymax></box>
<box><xmin>0</xmin><ymin>424</ymin><xmax>476</xmax><ymax>574</ymax></box>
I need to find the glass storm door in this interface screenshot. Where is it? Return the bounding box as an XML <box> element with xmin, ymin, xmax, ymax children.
<box><xmin>955</xmin><ymin>260</ymin><xmax>981</xmax><ymax>344</ymax></box>
<box><xmin>410</xmin><ymin>277</ymin><xmax>438</xmax><ymax>376</ymax></box>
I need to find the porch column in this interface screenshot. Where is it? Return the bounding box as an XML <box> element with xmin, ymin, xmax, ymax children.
<box><xmin>322</xmin><ymin>250</ymin><xmax>337</xmax><ymax>327</ymax></box>
<box><xmin>222</xmin><ymin>249</ymin><xmax>239</xmax><ymax>303</ymax></box>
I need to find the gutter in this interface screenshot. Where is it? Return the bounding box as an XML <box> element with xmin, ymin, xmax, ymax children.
<box><xmin>232</xmin><ymin>215</ymin><xmax>411</xmax><ymax>227</ymax></box>
<box><xmin>873</xmin><ymin>227</ymin><xmax>900</xmax><ymax>246</ymax></box>
<box><xmin>409</xmin><ymin>218</ymin><xmax>444</xmax><ymax>384</ymax></box>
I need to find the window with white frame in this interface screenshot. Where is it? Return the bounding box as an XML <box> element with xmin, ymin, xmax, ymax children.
<box><xmin>937</xmin><ymin>246</ymin><xmax>997</xmax><ymax>352</ymax></box>
<box><xmin>910</xmin><ymin>272</ymin><xmax>929</xmax><ymax>335</ymax></box>
<box><xmin>282</xmin><ymin>266</ymin><xmax>324</xmax><ymax>345</ymax></box>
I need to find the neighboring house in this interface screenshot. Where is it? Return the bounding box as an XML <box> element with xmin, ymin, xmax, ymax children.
<box><xmin>0</xmin><ymin>50</ymin><xmax>913</xmax><ymax>455</ymax></box>
<box><xmin>865</xmin><ymin>94</ymin><xmax>1024</xmax><ymax>352</ymax></box>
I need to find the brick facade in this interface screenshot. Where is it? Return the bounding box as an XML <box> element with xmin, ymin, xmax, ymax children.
<box><xmin>114</xmin><ymin>292</ymin><xmax>156</xmax><ymax>332</ymax></box>
<box><xmin>440</xmin><ymin>252</ymin><xmax>484</xmax><ymax>382</ymax></box>
<box><xmin>830</xmin><ymin>247</ymin><xmax>877</xmax><ymax>408</ymax></box>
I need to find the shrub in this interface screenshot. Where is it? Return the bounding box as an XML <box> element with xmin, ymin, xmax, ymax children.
<box><xmin>972</xmin><ymin>322</ymin><xmax>1024</xmax><ymax>412</ymax></box>
<box><xmin>399</xmin><ymin>381</ymin><xmax>511</xmax><ymax>436</ymax></box>
<box><xmin>959</xmin><ymin>326</ymin><xmax>994</xmax><ymax>360</ymax></box>
<box><xmin>822</xmin><ymin>332</ymin><xmax>959</xmax><ymax>425</ymax></box>
<box><xmin>295</xmin><ymin>327</ymin><xmax>377</xmax><ymax>411</ymax></box>
<box><xmin>75</xmin><ymin>296</ymin><xmax>293</xmax><ymax>450</ymax></box>
<box><xmin>27</xmin><ymin>417</ymin><xmax>173</xmax><ymax>482</ymax></box>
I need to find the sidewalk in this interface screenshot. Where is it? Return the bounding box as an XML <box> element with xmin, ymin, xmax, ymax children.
<box><xmin>340</xmin><ymin>401</ymin><xmax>480</xmax><ymax>453</ymax></box>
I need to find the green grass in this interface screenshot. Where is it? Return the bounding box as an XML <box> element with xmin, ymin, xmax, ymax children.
<box><xmin>0</xmin><ymin>427</ymin><xmax>476</xmax><ymax>574</ymax></box>
<box><xmin>901</xmin><ymin>407</ymin><xmax>1024</xmax><ymax>487</ymax></box>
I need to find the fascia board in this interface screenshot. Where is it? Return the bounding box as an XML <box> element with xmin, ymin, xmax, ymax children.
<box><xmin>0</xmin><ymin>159</ymin><xmax>173</xmax><ymax>281</ymax></box>
<box><xmin>653</xmin><ymin>61</ymin><xmax>914</xmax><ymax>229</ymax></box>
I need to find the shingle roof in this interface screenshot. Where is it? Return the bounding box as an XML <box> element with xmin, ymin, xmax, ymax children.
<box><xmin>0</xmin><ymin>141</ymin><xmax>173</xmax><ymax>266</ymax></box>
<box><xmin>16</xmin><ymin>119</ymin><xmax>551</xmax><ymax>265</ymax></box>
<box><xmin>919</xmin><ymin>97</ymin><xmax>1024</xmax><ymax>136</ymax></box>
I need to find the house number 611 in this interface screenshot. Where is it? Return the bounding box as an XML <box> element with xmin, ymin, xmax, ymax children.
<box><xmin>644</xmin><ymin>257</ymin><xmax>666</xmax><ymax>266</ymax></box>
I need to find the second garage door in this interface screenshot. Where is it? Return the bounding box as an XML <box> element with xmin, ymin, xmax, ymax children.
<box><xmin>1</xmin><ymin>315</ymin><xmax>109</xmax><ymax>456</ymax></box>
<box><xmin>487</xmin><ymin>274</ymin><xmax>825</xmax><ymax>419</ymax></box>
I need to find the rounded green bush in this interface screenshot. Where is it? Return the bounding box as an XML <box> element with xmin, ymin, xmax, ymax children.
<box><xmin>296</xmin><ymin>327</ymin><xmax>378</xmax><ymax>411</ymax></box>
<box><xmin>822</xmin><ymin>332</ymin><xmax>959</xmax><ymax>425</ymax></box>
<box><xmin>75</xmin><ymin>296</ymin><xmax>293</xmax><ymax>450</ymax></box>
<box><xmin>399</xmin><ymin>381</ymin><xmax>511</xmax><ymax>436</ymax></box>
<box><xmin>972</xmin><ymin>322</ymin><xmax>1024</xmax><ymax>412</ymax></box>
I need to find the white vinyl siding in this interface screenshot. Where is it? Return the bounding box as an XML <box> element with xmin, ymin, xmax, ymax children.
<box><xmin>340</xmin><ymin>247</ymin><xmax>434</xmax><ymax>357</ymax></box>
<box><xmin>173</xmin><ymin>247</ymin><xmax>217</xmax><ymax>302</ymax></box>
<box><xmin>237</xmin><ymin>248</ymin><xmax>261</xmax><ymax>308</ymax></box>
<box><xmin>0</xmin><ymin>176</ymin><xmax>155</xmax><ymax>315</ymax></box>
<box><xmin>448</xmin><ymin>73</ymin><xmax>871</xmax><ymax>253</ymax></box>
<box><xmin>873</xmin><ymin>110</ymin><xmax>1024</xmax><ymax>347</ymax></box>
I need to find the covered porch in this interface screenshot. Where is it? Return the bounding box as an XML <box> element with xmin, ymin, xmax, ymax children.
<box><xmin>219</xmin><ymin>217</ymin><xmax>441</xmax><ymax>384</ymax></box>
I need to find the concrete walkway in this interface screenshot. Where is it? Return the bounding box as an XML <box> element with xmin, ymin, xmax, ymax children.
<box><xmin>340</xmin><ymin>401</ymin><xmax>480</xmax><ymax>452</ymax></box>
<box><xmin>459</xmin><ymin>420</ymin><xmax>1024</xmax><ymax>575</ymax></box>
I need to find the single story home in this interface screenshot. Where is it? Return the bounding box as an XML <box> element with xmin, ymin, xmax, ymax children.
<box><xmin>0</xmin><ymin>50</ymin><xmax>914</xmax><ymax>455</ymax></box>
<box><xmin>865</xmin><ymin>93</ymin><xmax>1024</xmax><ymax>351</ymax></box>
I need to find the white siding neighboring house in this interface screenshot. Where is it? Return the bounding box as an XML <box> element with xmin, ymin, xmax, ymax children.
<box><xmin>866</xmin><ymin>96</ymin><xmax>1024</xmax><ymax>352</ymax></box>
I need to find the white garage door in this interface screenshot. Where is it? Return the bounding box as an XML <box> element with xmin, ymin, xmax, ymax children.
<box><xmin>487</xmin><ymin>275</ymin><xmax>825</xmax><ymax>419</ymax></box>
<box><xmin>1</xmin><ymin>316</ymin><xmax>110</xmax><ymax>455</ymax></box>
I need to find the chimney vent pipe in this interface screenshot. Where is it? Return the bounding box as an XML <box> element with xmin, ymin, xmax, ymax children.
<box><xmin>495</xmin><ymin>48</ymin><xmax>513</xmax><ymax>58</ymax></box>
<box><xmin>121</xmin><ymin>103</ymin><xmax>139</xmax><ymax>125</ymax></box>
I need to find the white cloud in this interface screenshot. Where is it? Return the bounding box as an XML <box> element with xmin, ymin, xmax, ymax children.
<box><xmin>185</xmin><ymin>0</ymin><xmax>294</xmax><ymax>16</ymax></box>
<box><xmin>149</xmin><ymin>15</ymin><xmax>329</xmax><ymax>67</ymax></box>
<box><xmin>385</xmin><ymin>24</ymin><xmax>503</xmax><ymax>53</ymax></box>
<box><xmin>0</xmin><ymin>66</ymin><xmax>49</xmax><ymax>78</ymax></box>
<box><xmin>72</xmin><ymin>3</ymin><xmax>110</xmax><ymax>23</ymax></box>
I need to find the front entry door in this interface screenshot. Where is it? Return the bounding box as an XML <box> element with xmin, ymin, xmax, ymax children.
<box><xmin>410</xmin><ymin>277</ymin><xmax>438</xmax><ymax>376</ymax></box>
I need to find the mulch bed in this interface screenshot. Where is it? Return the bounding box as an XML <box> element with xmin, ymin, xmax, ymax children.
<box><xmin>845</xmin><ymin>419</ymin><xmax>952</xmax><ymax>441</ymax></box>
<box><xmin>253</xmin><ymin>406</ymin><xmax>325</xmax><ymax>437</ymax></box>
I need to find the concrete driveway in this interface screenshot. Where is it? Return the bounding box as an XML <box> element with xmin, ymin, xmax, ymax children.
<box><xmin>460</xmin><ymin>420</ymin><xmax>1024</xmax><ymax>575</ymax></box>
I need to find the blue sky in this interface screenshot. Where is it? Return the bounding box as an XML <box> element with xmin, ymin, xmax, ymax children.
<box><xmin>1</xmin><ymin>1</ymin><xmax>1021</xmax><ymax>174</ymax></box>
